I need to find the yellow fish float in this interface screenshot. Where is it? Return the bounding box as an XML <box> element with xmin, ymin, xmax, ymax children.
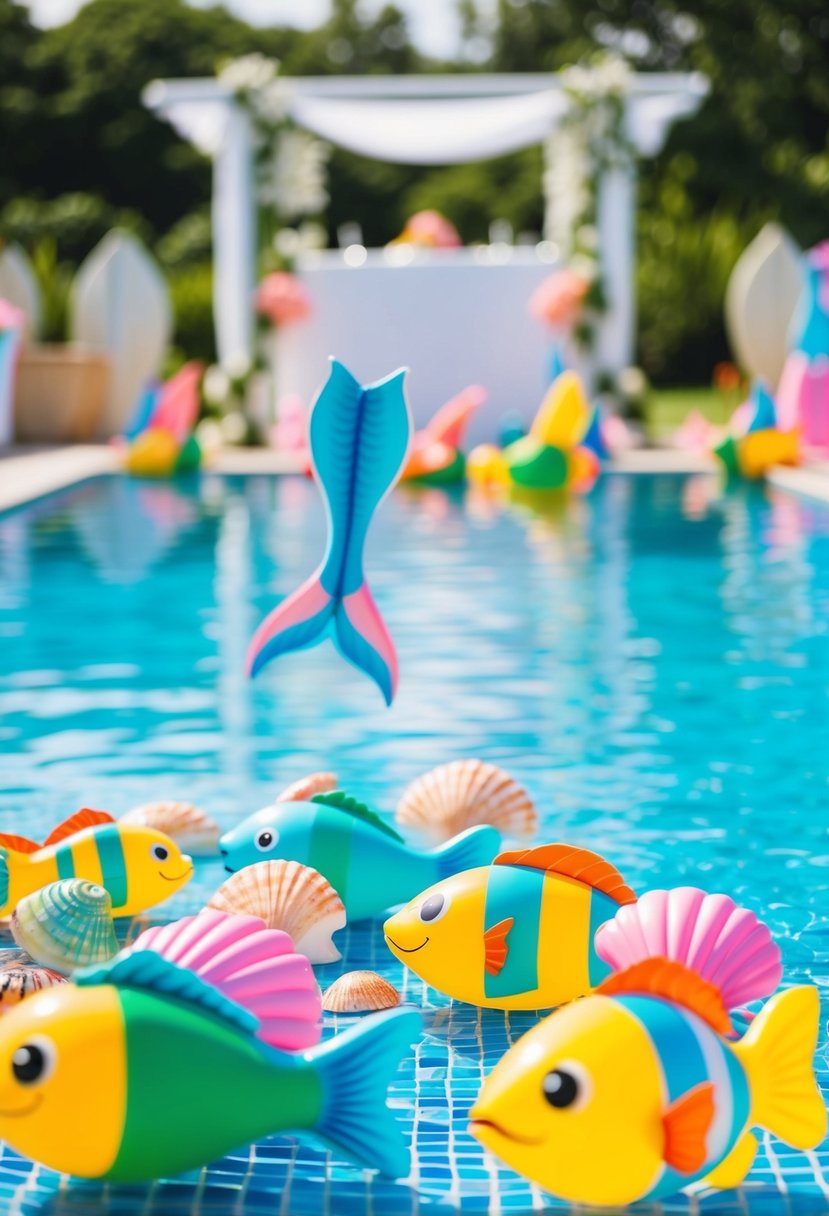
<box><xmin>0</xmin><ymin>809</ymin><xmax>193</xmax><ymax>918</ymax></box>
<box><xmin>384</xmin><ymin>844</ymin><xmax>636</xmax><ymax>1009</ymax></box>
<box><xmin>470</xmin><ymin>963</ymin><xmax>825</xmax><ymax>1206</ymax></box>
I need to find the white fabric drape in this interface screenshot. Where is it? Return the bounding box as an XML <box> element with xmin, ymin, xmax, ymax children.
<box><xmin>288</xmin><ymin>90</ymin><xmax>569</xmax><ymax>164</ymax></box>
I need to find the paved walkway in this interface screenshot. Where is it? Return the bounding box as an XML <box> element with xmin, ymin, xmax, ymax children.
<box><xmin>1</xmin><ymin>443</ymin><xmax>828</xmax><ymax>511</ymax></box>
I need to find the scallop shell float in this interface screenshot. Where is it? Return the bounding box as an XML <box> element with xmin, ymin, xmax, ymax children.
<box><xmin>11</xmin><ymin>879</ymin><xmax>119</xmax><ymax>975</ymax></box>
<box><xmin>396</xmin><ymin>760</ymin><xmax>537</xmax><ymax>844</ymax></box>
<box><xmin>276</xmin><ymin>772</ymin><xmax>338</xmax><ymax>803</ymax></box>
<box><xmin>594</xmin><ymin>887</ymin><xmax>783</xmax><ymax>1011</ymax></box>
<box><xmin>322</xmin><ymin>971</ymin><xmax>400</xmax><ymax>1014</ymax></box>
<box><xmin>131</xmin><ymin>908</ymin><xmax>322</xmax><ymax>1050</ymax></box>
<box><xmin>0</xmin><ymin>963</ymin><xmax>65</xmax><ymax>1011</ymax></box>
<box><xmin>207</xmin><ymin>860</ymin><xmax>346</xmax><ymax>964</ymax></box>
<box><xmin>120</xmin><ymin>801</ymin><xmax>220</xmax><ymax>857</ymax></box>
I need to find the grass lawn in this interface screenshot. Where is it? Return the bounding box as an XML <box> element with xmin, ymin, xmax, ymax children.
<box><xmin>643</xmin><ymin>387</ymin><xmax>738</xmax><ymax>442</ymax></box>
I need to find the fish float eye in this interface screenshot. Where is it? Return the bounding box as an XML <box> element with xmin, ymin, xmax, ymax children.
<box><xmin>255</xmin><ymin>829</ymin><xmax>278</xmax><ymax>852</ymax></box>
<box><xmin>150</xmin><ymin>844</ymin><xmax>169</xmax><ymax>862</ymax></box>
<box><xmin>542</xmin><ymin>1063</ymin><xmax>591</xmax><ymax>1110</ymax></box>
<box><xmin>419</xmin><ymin>892</ymin><xmax>450</xmax><ymax>923</ymax></box>
<box><xmin>12</xmin><ymin>1037</ymin><xmax>56</xmax><ymax>1086</ymax></box>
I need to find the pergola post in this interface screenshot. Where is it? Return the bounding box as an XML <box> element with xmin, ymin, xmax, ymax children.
<box><xmin>595</xmin><ymin>160</ymin><xmax>636</xmax><ymax>379</ymax></box>
<box><xmin>212</xmin><ymin>106</ymin><xmax>256</xmax><ymax>368</ymax></box>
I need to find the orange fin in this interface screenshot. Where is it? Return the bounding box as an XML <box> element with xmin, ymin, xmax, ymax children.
<box><xmin>494</xmin><ymin>843</ymin><xmax>636</xmax><ymax>906</ymax></box>
<box><xmin>425</xmin><ymin>386</ymin><xmax>486</xmax><ymax>447</ymax></box>
<box><xmin>0</xmin><ymin>833</ymin><xmax>40</xmax><ymax>854</ymax></box>
<box><xmin>484</xmin><ymin>917</ymin><xmax>514</xmax><ymax>976</ymax></box>
<box><xmin>43</xmin><ymin>808</ymin><xmax>115</xmax><ymax>847</ymax></box>
<box><xmin>597</xmin><ymin>959</ymin><xmax>732</xmax><ymax>1035</ymax></box>
<box><xmin>662</xmin><ymin>1082</ymin><xmax>715</xmax><ymax>1174</ymax></box>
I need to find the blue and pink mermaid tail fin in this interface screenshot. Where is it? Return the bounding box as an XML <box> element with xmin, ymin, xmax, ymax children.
<box><xmin>247</xmin><ymin>359</ymin><xmax>411</xmax><ymax>704</ymax></box>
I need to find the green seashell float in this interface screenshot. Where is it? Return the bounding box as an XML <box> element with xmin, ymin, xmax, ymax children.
<box><xmin>11</xmin><ymin>879</ymin><xmax>119</xmax><ymax>975</ymax></box>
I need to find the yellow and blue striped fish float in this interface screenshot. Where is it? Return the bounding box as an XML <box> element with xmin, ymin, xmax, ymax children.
<box><xmin>0</xmin><ymin>809</ymin><xmax>193</xmax><ymax>917</ymax></box>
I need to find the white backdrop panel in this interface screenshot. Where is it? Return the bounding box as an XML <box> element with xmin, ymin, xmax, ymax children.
<box><xmin>273</xmin><ymin>251</ymin><xmax>562</xmax><ymax>442</ymax></box>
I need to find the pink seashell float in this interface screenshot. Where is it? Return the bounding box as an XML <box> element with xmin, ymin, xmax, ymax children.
<box><xmin>131</xmin><ymin>908</ymin><xmax>322</xmax><ymax>1050</ymax></box>
<box><xmin>594</xmin><ymin>887</ymin><xmax>783</xmax><ymax>1012</ymax></box>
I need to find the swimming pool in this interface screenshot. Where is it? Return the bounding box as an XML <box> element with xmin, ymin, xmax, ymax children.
<box><xmin>0</xmin><ymin>471</ymin><xmax>827</xmax><ymax>1214</ymax></box>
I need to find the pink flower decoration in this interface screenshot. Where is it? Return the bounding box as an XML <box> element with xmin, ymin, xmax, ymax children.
<box><xmin>529</xmin><ymin>269</ymin><xmax>590</xmax><ymax>329</ymax></box>
<box><xmin>255</xmin><ymin>273</ymin><xmax>313</xmax><ymax>327</ymax></box>
<box><xmin>398</xmin><ymin>210</ymin><xmax>461</xmax><ymax>249</ymax></box>
<box><xmin>0</xmin><ymin>298</ymin><xmax>26</xmax><ymax>333</ymax></box>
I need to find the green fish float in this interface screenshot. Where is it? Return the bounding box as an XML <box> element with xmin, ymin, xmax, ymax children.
<box><xmin>219</xmin><ymin>791</ymin><xmax>502</xmax><ymax>920</ymax></box>
<box><xmin>0</xmin><ymin>950</ymin><xmax>420</xmax><ymax>1182</ymax></box>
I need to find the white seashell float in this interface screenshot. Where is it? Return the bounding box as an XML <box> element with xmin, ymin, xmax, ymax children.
<box><xmin>276</xmin><ymin>772</ymin><xmax>338</xmax><ymax>802</ymax></box>
<box><xmin>0</xmin><ymin>244</ymin><xmax>41</xmax><ymax>340</ymax></box>
<box><xmin>322</xmin><ymin>970</ymin><xmax>400</xmax><ymax>1014</ymax></box>
<box><xmin>11</xmin><ymin>879</ymin><xmax>119</xmax><ymax>975</ymax></box>
<box><xmin>725</xmin><ymin>223</ymin><xmax>804</xmax><ymax>387</ymax></box>
<box><xmin>120</xmin><ymin>801</ymin><xmax>220</xmax><ymax>857</ymax></box>
<box><xmin>71</xmin><ymin>229</ymin><xmax>172</xmax><ymax>437</ymax></box>
<box><xmin>207</xmin><ymin>860</ymin><xmax>346</xmax><ymax>964</ymax></box>
<box><xmin>594</xmin><ymin>887</ymin><xmax>783</xmax><ymax>1011</ymax></box>
<box><xmin>396</xmin><ymin>760</ymin><xmax>537</xmax><ymax>844</ymax></box>
<box><xmin>0</xmin><ymin>963</ymin><xmax>65</xmax><ymax>1012</ymax></box>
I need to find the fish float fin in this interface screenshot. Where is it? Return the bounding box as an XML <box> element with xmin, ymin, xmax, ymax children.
<box><xmin>247</xmin><ymin>359</ymin><xmax>410</xmax><ymax>706</ymax></box>
<box><xmin>312</xmin><ymin>1006</ymin><xmax>420</xmax><ymax>1176</ymax></box>
<box><xmin>662</xmin><ymin>1082</ymin><xmax>715</xmax><ymax>1174</ymax></box>
<box><xmin>43</xmin><ymin>808</ymin><xmax>116</xmax><ymax>847</ymax></box>
<box><xmin>77</xmin><ymin>951</ymin><xmax>259</xmax><ymax>1036</ymax></box>
<box><xmin>0</xmin><ymin>833</ymin><xmax>40</xmax><ymax>853</ymax></box>
<box><xmin>312</xmin><ymin>791</ymin><xmax>404</xmax><ymax>843</ymax></box>
<box><xmin>594</xmin><ymin>888</ymin><xmax>782</xmax><ymax>1013</ymax></box>
<box><xmin>732</xmin><ymin>986</ymin><xmax>826</xmax><ymax>1149</ymax></box>
<box><xmin>598</xmin><ymin>959</ymin><xmax>732</xmax><ymax>1035</ymax></box>
<box><xmin>484</xmin><ymin>917</ymin><xmax>514</xmax><ymax>976</ymax></box>
<box><xmin>433</xmin><ymin>825</ymin><xmax>502</xmax><ymax>881</ymax></box>
<box><xmin>495</xmin><ymin>843</ymin><xmax>636</xmax><ymax>906</ymax></box>
<box><xmin>701</xmin><ymin>1131</ymin><xmax>757</xmax><ymax>1189</ymax></box>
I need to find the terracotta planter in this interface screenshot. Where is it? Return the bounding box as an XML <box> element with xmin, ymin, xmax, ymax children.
<box><xmin>14</xmin><ymin>344</ymin><xmax>109</xmax><ymax>443</ymax></box>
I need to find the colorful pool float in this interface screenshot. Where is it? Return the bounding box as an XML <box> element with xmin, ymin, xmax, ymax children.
<box><xmin>0</xmin><ymin>949</ymin><xmax>419</xmax><ymax>1181</ymax></box>
<box><xmin>714</xmin><ymin>381</ymin><xmax>799</xmax><ymax>479</ymax></box>
<box><xmin>220</xmin><ymin>791</ymin><xmax>502</xmax><ymax>922</ymax></box>
<box><xmin>247</xmin><ymin>358</ymin><xmax>412</xmax><ymax>705</ymax></box>
<box><xmin>122</xmin><ymin>361</ymin><xmax>204</xmax><ymax>477</ymax></box>
<box><xmin>777</xmin><ymin>241</ymin><xmax>829</xmax><ymax>449</ymax></box>
<box><xmin>467</xmin><ymin>371</ymin><xmax>601</xmax><ymax>492</ymax></box>
<box><xmin>0</xmin><ymin>808</ymin><xmax>193</xmax><ymax>918</ymax></box>
<box><xmin>401</xmin><ymin>385</ymin><xmax>486</xmax><ymax>485</ymax></box>
<box><xmin>469</xmin><ymin>889</ymin><xmax>822</xmax><ymax>1206</ymax></box>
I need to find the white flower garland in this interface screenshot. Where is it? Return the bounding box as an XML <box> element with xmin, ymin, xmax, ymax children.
<box><xmin>543</xmin><ymin>53</ymin><xmax>633</xmax><ymax>352</ymax></box>
<box><xmin>218</xmin><ymin>54</ymin><xmax>330</xmax><ymax>225</ymax></box>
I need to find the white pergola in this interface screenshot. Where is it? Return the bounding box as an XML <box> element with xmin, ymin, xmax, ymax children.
<box><xmin>144</xmin><ymin>71</ymin><xmax>708</xmax><ymax>377</ymax></box>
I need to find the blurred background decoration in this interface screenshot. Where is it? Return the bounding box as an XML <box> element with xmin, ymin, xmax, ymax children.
<box><xmin>0</xmin><ymin>0</ymin><xmax>827</xmax><ymax>428</ymax></box>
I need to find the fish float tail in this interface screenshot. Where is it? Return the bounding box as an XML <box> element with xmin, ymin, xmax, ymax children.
<box><xmin>245</xmin><ymin>570</ymin><xmax>399</xmax><ymax>705</ymax></box>
<box><xmin>313</xmin><ymin>1006</ymin><xmax>420</xmax><ymax>1176</ymax></box>
<box><xmin>247</xmin><ymin>359</ymin><xmax>411</xmax><ymax>705</ymax></box>
<box><xmin>733</xmin><ymin>986</ymin><xmax>826</xmax><ymax>1149</ymax></box>
<box><xmin>432</xmin><ymin>825</ymin><xmax>502</xmax><ymax>881</ymax></box>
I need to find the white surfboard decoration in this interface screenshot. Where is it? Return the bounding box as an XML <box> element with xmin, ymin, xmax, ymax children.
<box><xmin>0</xmin><ymin>244</ymin><xmax>41</xmax><ymax>340</ymax></box>
<box><xmin>725</xmin><ymin>223</ymin><xmax>804</xmax><ymax>389</ymax></box>
<box><xmin>71</xmin><ymin>229</ymin><xmax>171</xmax><ymax>437</ymax></box>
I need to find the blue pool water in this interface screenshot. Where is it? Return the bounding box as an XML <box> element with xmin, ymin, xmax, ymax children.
<box><xmin>0</xmin><ymin>471</ymin><xmax>827</xmax><ymax>1215</ymax></box>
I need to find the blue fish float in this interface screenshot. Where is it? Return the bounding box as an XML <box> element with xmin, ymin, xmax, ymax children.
<box><xmin>220</xmin><ymin>792</ymin><xmax>502</xmax><ymax>921</ymax></box>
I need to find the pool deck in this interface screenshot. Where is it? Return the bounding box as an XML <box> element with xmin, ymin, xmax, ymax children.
<box><xmin>1</xmin><ymin>443</ymin><xmax>828</xmax><ymax>512</ymax></box>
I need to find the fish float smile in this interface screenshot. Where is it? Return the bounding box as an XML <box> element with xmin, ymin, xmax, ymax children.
<box><xmin>469</xmin><ymin>1115</ymin><xmax>543</xmax><ymax>1148</ymax></box>
<box><xmin>384</xmin><ymin>935</ymin><xmax>428</xmax><ymax>954</ymax></box>
<box><xmin>0</xmin><ymin>1095</ymin><xmax>43</xmax><ymax>1118</ymax></box>
<box><xmin>159</xmin><ymin>867</ymin><xmax>193</xmax><ymax>883</ymax></box>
